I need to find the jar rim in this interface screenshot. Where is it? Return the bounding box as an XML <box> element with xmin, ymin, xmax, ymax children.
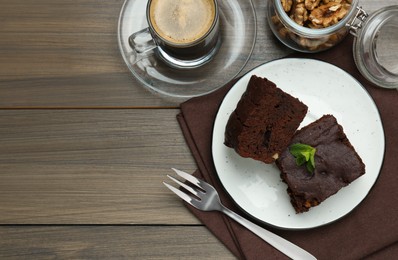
<box><xmin>274</xmin><ymin>0</ymin><xmax>359</xmax><ymax>36</ymax></box>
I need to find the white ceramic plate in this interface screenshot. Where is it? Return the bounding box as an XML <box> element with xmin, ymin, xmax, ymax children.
<box><xmin>212</xmin><ymin>58</ymin><xmax>385</xmax><ymax>230</ymax></box>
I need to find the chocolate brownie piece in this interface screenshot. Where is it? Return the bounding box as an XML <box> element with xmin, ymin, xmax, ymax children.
<box><xmin>224</xmin><ymin>75</ymin><xmax>308</xmax><ymax>163</ymax></box>
<box><xmin>276</xmin><ymin>115</ymin><xmax>366</xmax><ymax>213</ymax></box>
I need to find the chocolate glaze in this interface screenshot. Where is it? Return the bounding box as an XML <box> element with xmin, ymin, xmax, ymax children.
<box><xmin>276</xmin><ymin>115</ymin><xmax>366</xmax><ymax>213</ymax></box>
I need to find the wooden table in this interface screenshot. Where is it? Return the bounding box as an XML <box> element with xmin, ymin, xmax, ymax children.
<box><xmin>0</xmin><ymin>0</ymin><xmax>394</xmax><ymax>258</ymax></box>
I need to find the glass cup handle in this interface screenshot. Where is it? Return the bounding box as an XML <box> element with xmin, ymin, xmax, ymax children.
<box><xmin>128</xmin><ymin>27</ymin><xmax>157</xmax><ymax>54</ymax></box>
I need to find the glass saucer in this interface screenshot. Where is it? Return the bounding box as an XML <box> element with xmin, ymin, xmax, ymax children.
<box><xmin>118</xmin><ymin>0</ymin><xmax>257</xmax><ymax>102</ymax></box>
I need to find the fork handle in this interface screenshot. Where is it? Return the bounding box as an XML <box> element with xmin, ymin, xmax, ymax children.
<box><xmin>220</xmin><ymin>206</ymin><xmax>317</xmax><ymax>260</ymax></box>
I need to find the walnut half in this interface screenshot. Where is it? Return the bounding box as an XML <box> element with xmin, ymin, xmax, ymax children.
<box><xmin>290</xmin><ymin>2</ymin><xmax>309</xmax><ymax>26</ymax></box>
<box><xmin>309</xmin><ymin>2</ymin><xmax>350</xmax><ymax>27</ymax></box>
<box><xmin>281</xmin><ymin>0</ymin><xmax>293</xmax><ymax>12</ymax></box>
<box><xmin>305</xmin><ymin>0</ymin><xmax>321</xmax><ymax>11</ymax></box>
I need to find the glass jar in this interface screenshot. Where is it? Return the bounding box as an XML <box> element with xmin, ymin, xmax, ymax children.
<box><xmin>267</xmin><ymin>0</ymin><xmax>398</xmax><ymax>89</ymax></box>
<box><xmin>352</xmin><ymin>6</ymin><xmax>398</xmax><ymax>89</ymax></box>
<box><xmin>267</xmin><ymin>0</ymin><xmax>360</xmax><ymax>53</ymax></box>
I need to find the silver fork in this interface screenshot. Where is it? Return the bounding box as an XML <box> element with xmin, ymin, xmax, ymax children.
<box><xmin>164</xmin><ymin>168</ymin><xmax>317</xmax><ymax>260</ymax></box>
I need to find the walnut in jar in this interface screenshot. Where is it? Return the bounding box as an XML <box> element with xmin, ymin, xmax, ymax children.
<box><xmin>290</xmin><ymin>1</ymin><xmax>309</xmax><ymax>26</ymax></box>
<box><xmin>281</xmin><ymin>0</ymin><xmax>293</xmax><ymax>12</ymax></box>
<box><xmin>275</xmin><ymin>0</ymin><xmax>352</xmax><ymax>51</ymax></box>
<box><xmin>309</xmin><ymin>2</ymin><xmax>351</xmax><ymax>27</ymax></box>
<box><xmin>321</xmin><ymin>0</ymin><xmax>343</xmax><ymax>4</ymax></box>
<box><xmin>280</xmin><ymin>0</ymin><xmax>352</xmax><ymax>29</ymax></box>
<box><xmin>305</xmin><ymin>0</ymin><xmax>321</xmax><ymax>11</ymax></box>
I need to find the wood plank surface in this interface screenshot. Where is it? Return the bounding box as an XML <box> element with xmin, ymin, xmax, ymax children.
<box><xmin>0</xmin><ymin>226</ymin><xmax>235</xmax><ymax>259</ymax></box>
<box><xmin>0</xmin><ymin>109</ymin><xmax>198</xmax><ymax>224</ymax></box>
<box><xmin>0</xmin><ymin>0</ymin><xmax>394</xmax><ymax>107</ymax></box>
<box><xmin>0</xmin><ymin>0</ymin><xmax>283</xmax><ymax>108</ymax></box>
<box><xmin>0</xmin><ymin>0</ymin><xmax>396</xmax><ymax>259</ymax></box>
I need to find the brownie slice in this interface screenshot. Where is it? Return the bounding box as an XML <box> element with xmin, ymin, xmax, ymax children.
<box><xmin>224</xmin><ymin>75</ymin><xmax>308</xmax><ymax>163</ymax></box>
<box><xmin>276</xmin><ymin>114</ymin><xmax>366</xmax><ymax>213</ymax></box>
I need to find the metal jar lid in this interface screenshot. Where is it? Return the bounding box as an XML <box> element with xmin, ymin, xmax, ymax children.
<box><xmin>350</xmin><ymin>5</ymin><xmax>398</xmax><ymax>89</ymax></box>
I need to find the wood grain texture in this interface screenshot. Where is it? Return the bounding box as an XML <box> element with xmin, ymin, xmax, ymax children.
<box><xmin>0</xmin><ymin>0</ymin><xmax>396</xmax><ymax>258</ymax></box>
<box><xmin>0</xmin><ymin>0</ymin><xmax>393</xmax><ymax>107</ymax></box>
<box><xmin>0</xmin><ymin>109</ymin><xmax>198</xmax><ymax>224</ymax></box>
<box><xmin>0</xmin><ymin>0</ymin><xmax>172</xmax><ymax>107</ymax></box>
<box><xmin>0</xmin><ymin>226</ymin><xmax>235</xmax><ymax>259</ymax></box>
<box><xmin>0</xmin><ymin>0</ymin><xmax>280</xmax><ymax>107</ymax></box>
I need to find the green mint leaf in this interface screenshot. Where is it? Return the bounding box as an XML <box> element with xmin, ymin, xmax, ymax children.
<box><xmin>289</xmin><ymin>143</ymin><xmax>316</xmax><ymax>174</ymax></box>
<box><xmin>306</xmin><ymin>160</ymin><xmax>315</xmax><ymax>173</ymax></box>
<box><xmin>295</xmin><ymin>155</ymin><xmax>306</xmax><ymax>166</ymax></box>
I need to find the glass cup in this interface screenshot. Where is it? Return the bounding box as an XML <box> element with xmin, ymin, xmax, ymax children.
<box><xmin>129</xmin><ymin>0</ymin><xmax>220</xmax><ymax>69</ymax></box>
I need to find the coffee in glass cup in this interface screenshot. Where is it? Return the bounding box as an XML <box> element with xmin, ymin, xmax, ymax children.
<box><xmin>129</xmin><ymin>0</ymin><xmax>220</xmax><ymax>69</ymax></box>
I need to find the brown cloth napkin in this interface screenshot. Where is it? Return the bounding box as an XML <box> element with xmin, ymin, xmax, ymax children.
<box><xmin>177</xmin><ymin>35</ymin><xmax>398</xmax><ymax>260</ymax></box>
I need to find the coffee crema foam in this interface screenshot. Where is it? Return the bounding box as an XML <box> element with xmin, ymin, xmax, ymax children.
<box><xmin>149</xmin><ymin>0</ymin><xmax>216</xmax><ymax>44</ymax></box>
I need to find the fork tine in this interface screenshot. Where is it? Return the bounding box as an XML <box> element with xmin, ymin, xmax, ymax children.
<box><xmin>163</xmin><ymin>182</ymin><xmax>195</xmax><ymax>205</ymax></box>
<box><xmin>171</xmin><ymin>168</ymin><xmax>205</xmax><ymax>190</ymax></box>
<box><xmin>166</xmin><ymin>174</ymin><xmax>201</xmax><ymax>197</ymax></box>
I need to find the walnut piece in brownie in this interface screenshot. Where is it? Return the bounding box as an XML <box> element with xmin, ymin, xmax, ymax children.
<box><xmin>276</xmin><ymin>114</ymin><xmax>366</xmax><ymax>213</ymax></box>
<box><xmin>224</xmin><ymin>75</ymin><xmax>308</xmax><ymax>164</ymax></box>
